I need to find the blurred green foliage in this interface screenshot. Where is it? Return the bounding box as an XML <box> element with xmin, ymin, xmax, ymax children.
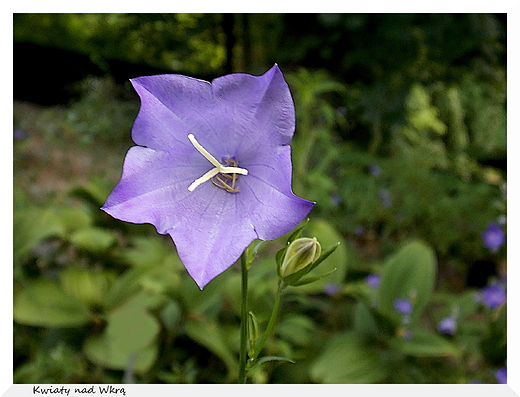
<box><xmin>14</xmin><ymin>13</ymin><xmax>226</xmax><ymax>75</ymax></box>
<box><xmin>13</xmin><ymin>13</ymin><xmax>506</xmax><ymax>384</ymax></box>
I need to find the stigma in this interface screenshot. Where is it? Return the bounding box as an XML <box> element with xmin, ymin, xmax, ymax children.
<box><xmin>187</xmin><ymin>134</ymin><xmax>248</xmax><ymax>192</ymax></box>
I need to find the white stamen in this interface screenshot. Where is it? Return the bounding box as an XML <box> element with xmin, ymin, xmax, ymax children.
<box><xmin>188</xmin><ymin>134</ymin><xmax>220</xmax><ymax>168</ymax></box>
<box><xmin>187</xmin><ymin>168</ymin><xmax>220</xmax><ymax>192</ymax></box>
<box><xmin>187</xmin><ymin>134</ymin><xmax>248</xmax><ymax>192</ymax></box>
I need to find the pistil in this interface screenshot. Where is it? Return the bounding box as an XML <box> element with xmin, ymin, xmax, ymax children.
<box><xmin>187</xmin><ymin>134</ymin><xmax>248</xmax><ymax>192</ymax></box>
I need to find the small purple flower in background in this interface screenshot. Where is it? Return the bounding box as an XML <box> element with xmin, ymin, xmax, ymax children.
<box><xmin>14</xmin><ymin>129</ymin><xmax>26</xmax><ymax>141</ymax></box>
<box><xmin>366</xmin><ymin>273</ymin><xmax>380</xmax><ymax>289</ymax></box>
<box><xmin>437</xmin><ymin>315</ymin><xmax>457</xmax><ymax>335</ymax></box>
<box><xmin>368</xmin><ymin>162</ymin><xmax>382</xmax><ymax>176</ymax></box>
<box><xmin>394</xmin><ymin>297</ymin><xmax>414</xmax><ymax>338</ymax></box>
<box><xmin>354</xmin><ymin>225</ymin><xmax>366</xmax><ymax>236</ymax></box>
<box><xmin>393</xmin><ymin>297</ymin><xmax>413</xmax><ymax>316</ymax></box>
<box><xmin>330</xmin><ymin>192</ymin><xmax>341</xmax><ymax>206</ymax></box>
<box><xmin>495</xmin><ymin>367</ymin><xmax>507</xmax><ymax>384</ymax></box>
<box><xmin>482</xmin><ymin>222</ymin><xmax>505</xmax><ymax>252</ymax></box>
<box><xmin>336</xmin><ymin>106</ymin><xmax>347</xmax><ymax>117</ymax></box>
<box><xmin>324</xmin><ymin>283</ymin><xmax>340</xmax><ymax>296</ymax></box>
<box><xmin>481</xmin><ymin>282</ymin><xmax>506</xmax><ymax>310</ymax></box>
<box><xmin>102</xmin><ymin>65</ymin><xmax>314</xmax><ymax>288</ymax></box>
<box><xmin>378</xmin><ymin>188</ymin><xmax>393</xmax><ymax>208</ymax></box>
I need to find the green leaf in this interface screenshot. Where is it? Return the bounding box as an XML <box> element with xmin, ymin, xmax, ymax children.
<box><xmin>14</xmin><ymin>280</ymin><xmax>92</xmax><ymax>327</ymax></box>
<box><xmin>275</xmin><ymin>244</ymin><xmax>289</xmax><ymax>277</ymax></box>
<box><xmin>184</xmin><ymin>317</ymin><xmax>238</xmax><ymax>380</ymax></box>
<box><xmin>103</xmin><ymin>266</ymin><xmax>151</xmax><ymax>310</ymax></box>
<box><xmin>58</xmin><ymin>206</ymin><xmax>93</xmax><ymax>233</ymax></box>
<box><xmin>176</xmin><ymin>270</ymin><xmax>228</xmax><ymax>316</ymax></box>
<box><xmin>376</xmin><ymin>239</ymin><xmax>437</xmax><ymax>324</ymax></box>
<box><xmin>60</xmin><ymin>267</ymin><xmax>115</xmax><ymax>306</ymax></box>
<box><xmin>160</xmin><ymin>299</ymin><xmax>182</xmax><ymax>331</ymax></box>
<box><xmin>118</xmin><ymin>236</ymin><xmax>180</xmax><ymax>268</ymax></box>
<box><xmin>83</xmin><ymin>302</ymin><xmax>160</xmax><ymax>373</ymax></box>
<box><xmin>69</xmin><ymin>227</ymin><xmax>117</xmax><ymax>254</ymax></box>
<box><xmin>456</xmin><ymin>290</ymin><xmax>481</xmax><ymax>318</ymax></box>
<box><xmin>290</xmin><ymin>267</ymin><xmax>337</xmax><ymax>287</ymax></box>
<box><xmin>69</xmin><ymin>178</ymin><xmax>113</xmax><ymax>208</ymax></box>
<box><xmin>390</xmin><ymin>329</ymin><xmax>460</xmax><ymax>358</ymax></box>
<box><xmin>103</xmin><ymin>263</ymin><xmax>178</xmax><ymax>311</ymax></box>
<box><xmin>14</xmin><ymin>207</ymin><xmax>66</xmax><ymax>263</ymax></box>
<box><xmin>277</xmin><ymin>314</ymin><xmax>317</xmax><ymax>346</ymax></box>
<box><xmin>353</xmin><ymin>300</ymin><xmax>379</xmax><ymax>337</ymax></box>
<box><xmin>307</xmin><ymin>243</ymin><xmax>339</xmax><ymax>273</ymax></box>
<box><xmin>252</xmin><ymin>356</ymin><xmax>295</xmax><ymax>367</ymax></box>
<box><xmin>310</xmin><ymin>331</ymin><xmax>387</xmax><ymax>383</ymax></box>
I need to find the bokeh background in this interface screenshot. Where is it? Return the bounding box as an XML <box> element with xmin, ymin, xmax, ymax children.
<box><xmin>13</xmin><ymin>13</ymin><xmax>506</xmax><ymax>384</ymax></box>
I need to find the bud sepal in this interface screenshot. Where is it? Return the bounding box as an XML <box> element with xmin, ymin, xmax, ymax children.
<box><xmin>290</xmin><ymin>267</ymin><xmax>338</xmax><ymax>287</ymax></box>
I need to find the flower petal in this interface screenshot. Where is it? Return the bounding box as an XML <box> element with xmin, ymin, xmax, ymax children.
<box><xmin>130</xmin><ymin>74</ymin><xmax>214</xmax><ymax>151</ymax></box>
<box><xmin>211</xmin><ymin>64</ymin><xmax>295</xmax><ymax>155</ymax></box>
<box><xmin>131</xmin><ymin>65</ymin><xmax>295</xmax><ymax>166</ymax></box>
<box><xmin>167</xmin><ymin>193</ymin><xmax>257</xmax><ymax>289</ymax></box>
<box><xmin>240</xmin><ymin>145</ymin><xmax>314</xmax><ymax>240</ymax></box>
<box><xmin>102</xmin><ymin>146</ymin><xmax>206</xmax><ymax>234</ymax></box>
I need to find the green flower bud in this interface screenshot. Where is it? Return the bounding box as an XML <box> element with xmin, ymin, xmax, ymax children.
<box><xmin>248</xmin><ymin>311</ymin><xmax>260</xmax><ymax>353</ymax></box>
<box><xmin>280</xmin><ymin>237</ymin><xmax>321</xmax><ymax>278</ymax></box>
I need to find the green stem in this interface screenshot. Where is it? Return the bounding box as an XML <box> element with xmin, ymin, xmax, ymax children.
<box><xmin>238</xmin><ymin>253</ymin><xmax>249</xmax><ymax>384</ymax></box>
<box><xmin>249</xmin><ymin>281</ymin><xmax>284</xmax><ymax>363</ymax></box>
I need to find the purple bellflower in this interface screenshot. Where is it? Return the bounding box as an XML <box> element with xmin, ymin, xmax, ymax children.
<box><xmin>378</xmin><ymin>188</ymin><xmax>393</xmax><ymax>208</ymax></box>
<box><xmin>365</xmin><ymin>273</ymin><xmax>380</xmax><ymax>289</ymax></box>
<box><xmin>368</xmin><ymin>162</ymin><xmax>382</xmax><ymax>176</ymax></box>
<box><xmin>495</xmin><ymin>367</ymin><xmax>507</xmax><ymax>384</ymax></box>
<box><xmin>324</xmin><ymin>283</ymin><xmax>340</xmax><ymax>296</ymax></box>
<box><xmin>102</xmin><ymin>65</ymin><xmax>314</xmax><ymax>288</ymax></box>
<box><xmin>481</xmin><ymin>282</ymin><xmax>506</xmax><ymax>310</ymax></box>
<box><xmin>482</xmin><ymin>222</ymin><xmax>505</xmax><ymax>252</ymax></box>
<box><xmin>354</xmin><ymin>225</ymin><xmax>366</xmax><ymax>237</ymax></box>
<box><xmin>437</xmin><ymin>316</ymin><xmax>457</xmax><ymax>335</ymax></box>
<box><xmin>393</xmin><ymin>297</ymin><xmax>413</xmax><ymax>316</ymax></box>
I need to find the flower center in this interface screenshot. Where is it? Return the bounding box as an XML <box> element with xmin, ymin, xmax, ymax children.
<box><xmin>187</xmin><ymin>134</ymin><xmax>248</xmax><ymax>193</ymax></box>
